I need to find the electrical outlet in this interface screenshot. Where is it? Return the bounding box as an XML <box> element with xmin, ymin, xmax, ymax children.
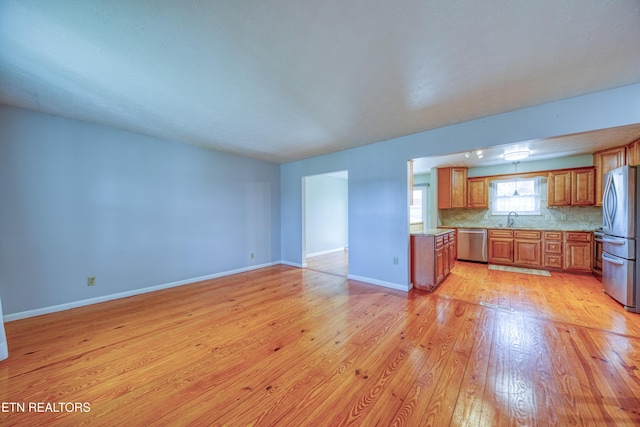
<box><xmin>251</xmin><ymin>253</ymin><xmax>254</xmax><ymax>259</ymax></box>
<box><xmin>393</xmin><ymin>257</ymin><xmax>399</xmax><ymax>265</ymax></box>
<box><xmin>87</xmin><ymin>276</ymin><xmax>96</xmax><ymax>286</ymax></box>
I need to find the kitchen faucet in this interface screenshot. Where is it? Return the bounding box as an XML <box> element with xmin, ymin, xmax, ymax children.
<box><xmin>507</xmin><ymin>211</ymin><xmax>518</xmax><ymax>228</ymax></box>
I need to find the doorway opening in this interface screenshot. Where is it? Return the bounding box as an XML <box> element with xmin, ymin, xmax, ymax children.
<box><xmin>302</xmin><ymin>170</ymin><xmax>349</xmax><ymax>277</ymax></box>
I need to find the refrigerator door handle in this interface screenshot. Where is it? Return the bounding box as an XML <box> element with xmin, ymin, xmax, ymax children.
<box><xmin>603</xmin><ymin>173</ymin><xmax>617</xmax><ymax>231</ymax></box>
<box><xmin>602</xmin><ymin>174</ymin><xmax>612</xmax><ymax>229</ymax></box>
<box><xmin>603</xmin><ymin>237</ymin><xmax>626</xmax><ymax>245</ymax></box>
<box><xmin>602</xmin><ymin>252</ymin><xmax>625</xmax><ymax>265</ymax></box>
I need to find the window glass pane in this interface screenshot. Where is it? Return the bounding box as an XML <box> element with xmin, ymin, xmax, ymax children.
<box><xmin>412</xmin><ymin>190</ymin><xmax>422</xmax><ymax>206</ymax></box>
<box><xmin>491</xmin><ymin>177</ymin><xmax>541</xmax><ymax>216</ymax></box>
<box><xmin>496</xmin><ymin>181</ymin><xmax>515</xmax><ymax>197</ymax></box>
<box><xmin>410</xmin><ymin>189</ymin><xmax>423</xmax><ymax>224</ymax></box>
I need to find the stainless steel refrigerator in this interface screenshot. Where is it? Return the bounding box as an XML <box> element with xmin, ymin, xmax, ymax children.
<box><xmin>602</xmin><ymin>164</ymin><xmax>639</xmax><ymax>312</ymax></box>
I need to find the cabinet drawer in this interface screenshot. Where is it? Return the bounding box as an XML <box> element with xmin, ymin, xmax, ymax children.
<box><xmin>436</xmin><ymin>236</ymin><xmax>445</xmax><ymax>247</ymax></box>
<box><xmin>489</xmin><ymin>229</ymin><xmax>513</xmax><ymax>238</ymax></box>
<box><xmin>565</xmin><ymin>232</ymin><xmax>592</xmax><ymax>242</ymax></box>
<box><xmin>514</xmin><ymin>230</ymin><xmax>541</xmax><ymax>240</ymax></box>
<box><xmin>544</xmin><ymin>254</ymin><xmax>563</xmax><ymax>269</ymax></box>
<box><xmin>544</xmin><ymin>231</ymin><xmax>563</xmax><ymax>241</ymax></box>
<box><xmin>544</xmin><ymin>241</ymin><xmax>563</xmax><ymax>254</ymax></box>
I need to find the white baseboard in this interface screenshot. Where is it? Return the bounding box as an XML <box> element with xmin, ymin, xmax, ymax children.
<box><xmin>347</xmin><ymin>274</ymin><xmax>411</xmax><ymax>292</ymax></box>
<box><xmin>280</xmin><ymin>260</ymin><xmax>306</xmax><ymax>268</ymax></box>
<box><xmin>3</xmin><ymin>262</ymin><xmax>412</xmax><ymax>322</ymax></box>
<box><xmin>306</xmin><ymin>247</ymin><xmax>346</xmax><ymax>258</ymax></box>
<box><xmin>4</xmin><ymin>261</ymin><xmax>281</xmax><ymax>322</ymax></box>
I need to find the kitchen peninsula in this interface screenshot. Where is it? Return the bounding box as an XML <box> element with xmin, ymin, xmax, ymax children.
<box><xmin>410</xmin><ymin>228</ymin><xmax>455</xmax><ymax>291</ymax></box>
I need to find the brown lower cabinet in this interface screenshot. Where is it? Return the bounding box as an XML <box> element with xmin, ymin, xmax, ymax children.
<box><xmin>411</xmin><ymin>231</ymin><xmax>455</xmax><ymax>291</ymax></box>
<box><xmin>488</xmin><ymin>229</ymin><xmax>593</xmax><ymax>273</ymax></box>
<box><xmin>543</xmin><ymin>231</ymin><xmax>563</xmax><ymax>269</ymax></box>
<box><xmin>488</xmin><ymin>229</ymin><xmax>514</xmax><ymax>264</ymax></box>
<box><xmin>564</xmin><ymin>232</ymin><xmax>593</xmax><ymax>272</ymax></box>
<box><xmin>513</xmin><ymin>230</ymin><xmax>542</xmax><ymax>267</ymax></box>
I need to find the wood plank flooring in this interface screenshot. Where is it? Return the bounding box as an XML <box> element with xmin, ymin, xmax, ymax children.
<box><xmin>1</xmin><ymin>261</ymin><xmax>639</xmax><ymax>426</ymax></box>
<box><xmin>305</xmin><ymin>250</ymin><xmax>348</xmax><ymax>277</ymax></box>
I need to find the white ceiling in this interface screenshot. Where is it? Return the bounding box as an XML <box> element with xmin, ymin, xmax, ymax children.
<box><xmin>1</xmin><ymin>1</ymin><xmax>639</xmax><ymax>164</ymax></box>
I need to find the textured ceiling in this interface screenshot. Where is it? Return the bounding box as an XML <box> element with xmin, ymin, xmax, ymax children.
<box><xmin>1</xmin><ymin>1</ymin><xmax>639</xmax><ymax>163</ymax></box>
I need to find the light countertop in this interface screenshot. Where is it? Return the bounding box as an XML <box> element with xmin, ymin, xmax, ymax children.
<box><xmin>440</xmin><ymin>225</ymin><xmax>597</xmax><ymax>232</ymax></box>
<box><xmin>412</xmin><ymin>228</ymin><xmax>455</xmax><ymax>236</ymax></box>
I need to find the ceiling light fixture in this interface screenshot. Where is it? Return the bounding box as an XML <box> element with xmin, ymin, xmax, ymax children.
<box><xmin>502</xmin><ymin>150</ymin><xmax>530</xmax><ymax>161</ymax></box>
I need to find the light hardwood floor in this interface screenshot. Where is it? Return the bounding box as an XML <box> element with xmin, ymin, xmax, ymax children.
<box><xmin>305</xmin><ymin>250</ymin><xmax>348</xmax><ymax>277</ymax></box>
<box><xmin>1</xmin><ymin>262</ymin><xmax>639</xmax><ymax>425</ymax></box>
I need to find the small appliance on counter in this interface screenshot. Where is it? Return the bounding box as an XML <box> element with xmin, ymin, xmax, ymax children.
<box><xmin>602</xmin><ymin>165</ymin><xmax>640</xmax><ymax>312</ymax></box>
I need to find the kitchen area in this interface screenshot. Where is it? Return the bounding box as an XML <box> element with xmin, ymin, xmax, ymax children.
<box><xmin>410</xmin><ymin>126</ymin><xmax>640</xmax><ymax>313</ymax></box>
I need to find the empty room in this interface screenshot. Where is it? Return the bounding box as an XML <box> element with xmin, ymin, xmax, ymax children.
<box><xmin>1</xmin><ymin>1</ymin><xmax>640</xmax><ymax>425</ymax></box>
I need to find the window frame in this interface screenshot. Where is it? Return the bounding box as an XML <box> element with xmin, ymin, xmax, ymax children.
<box><xmin>410</xmin><ymin>185</ymin><xmax>427</xmax><ymax>225</ymax></box>
<box><xmin>490</xmin><ymin>176</ymin><xmax>541</xmax><ymax>216</ymax></box>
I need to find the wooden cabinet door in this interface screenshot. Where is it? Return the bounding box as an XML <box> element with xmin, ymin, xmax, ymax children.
<box><xmin>450</xmin><ymin>168</ymin><xmax>467</xmax><ymax>208</ymax></box>
<box><xmin>453</xmin><ymin>229</ymin><xmax>458</xmax><ymax>260</ymax></box>
<box><xmin>442</xmin><ymin>236</ymin><xmax>450</xmax><ymax>277</ymax></box>
<box><xmin>548</xmin><ymin>170</ymin><xmax>571</xmax><ymax>206</ymax></box>
<box><xmin>437</xmin><ymin>167</ymin><xmax>467</xmax><ymax>209</ymax></box>
<box><xmin>628</xmin><ymin>139</ymin><xmax>640</xmax><ymax>166</ymax></box>
<box><xmin>488</xmin><ymin>238</ymin><xmax>513</xmax><ymax>264</ymax></box>
<box><xmin>571</xmin><ymin>168</ymin><xmax>595</xmax><ymax>206</ymax></box>
<box><xmin>448</xmin><ymin>240</ymin><xmax>455</xmax><ymax>270</ymax></box>
<box><xmin>514</xmin><ymin>239</ymin><xmax>542</xmax><ymax>267</ymax></box>
<box><xmin>594</xmin><ymin>147</ymin><xmax>626</xmax><ymax>206</ymax></box>
<box><xmin>467</xmin><ymin>177</ymin><xmax>488</xmax><ymax>209</ymax></box>
<box><xmin>565</xmin><ymin>241</ymin><xmax>592</xmax><ymax>272</ymax></box>
<box><xmin>435</xmin><ymin>246</ymin><xmax>445</xmax><ymax>284</ymax></box>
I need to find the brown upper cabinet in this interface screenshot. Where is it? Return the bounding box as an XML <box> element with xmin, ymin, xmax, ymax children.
<box><xmin>571</xmin><ymin>168</ymin><xmax>596</xmax><ymax>205</ymax></box>
<box><xmin>547</xmin><ymin>167</ymin><xmax>595</xmax><ymax>206</ymax></box>
<box><xmin>438</xmin><ymin>167</ymin><xmax>488</xmax><ymax>209</ymax></box>
<box><xmin>627</xmin><ymin>138</ymin><xmax>640</xmax><ymax>166</ymax></box>
<box><xmin>467</xmin><ymin>177</ymin><xmax>489</xmax><ymax>209</ymax></box>
<box><xmin>594</xmin><ymin>146</ymin><xmax>626</xmax><ymax>206</ymax></box>
<box><xmin>438</xmin><ymin>167</ymin><xmax>467</xmax><ymax>209</ymax></box>
<box><xmin>547</xmin><ymin>170</ymin><xmax>571</xmax><ymax>206</ymax></box>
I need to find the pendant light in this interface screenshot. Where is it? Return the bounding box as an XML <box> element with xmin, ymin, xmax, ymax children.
<box><xmin>513</xmin><ymin>161</ymin><xmax>520</xmax><ymax>196</ymax></box>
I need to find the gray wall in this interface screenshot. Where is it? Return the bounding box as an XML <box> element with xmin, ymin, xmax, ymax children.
<box><xmin>305</xmin><ymin>173</ymin><xmax>348</xmax><ymax>256</ymax></box>
<box><xmin>0</xmin><ymin>105</ymin><xmax>280</xmax><ymax>316</ymax></box>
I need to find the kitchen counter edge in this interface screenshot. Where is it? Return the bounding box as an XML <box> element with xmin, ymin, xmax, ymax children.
<box><xmin>439</xmin><ymin>225</ymin><xmax>597</xmax><ymax>232</ymax></box>
<box><xmin>412</xmin><ymin>228</ymin><xmax>455</xmax><ymax>237</ymax></box>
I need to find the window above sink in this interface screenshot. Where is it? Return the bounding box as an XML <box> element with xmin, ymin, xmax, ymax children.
<box><xmin>491</xmin><ymin>177</ymin><xmax>541</xmax><ymax>216</ymax></box>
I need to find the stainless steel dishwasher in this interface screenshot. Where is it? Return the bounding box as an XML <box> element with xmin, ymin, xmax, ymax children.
<box><xmin>457</xmin><ymin>228</ymin><xmax>488</xmax><ymax>263</ymax></box>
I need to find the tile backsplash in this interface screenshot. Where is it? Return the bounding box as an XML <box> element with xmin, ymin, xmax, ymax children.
<box><xmin>438</xmin><ymin>205</ymin><xmax>602</xmax><ymax>231</ymax></box>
